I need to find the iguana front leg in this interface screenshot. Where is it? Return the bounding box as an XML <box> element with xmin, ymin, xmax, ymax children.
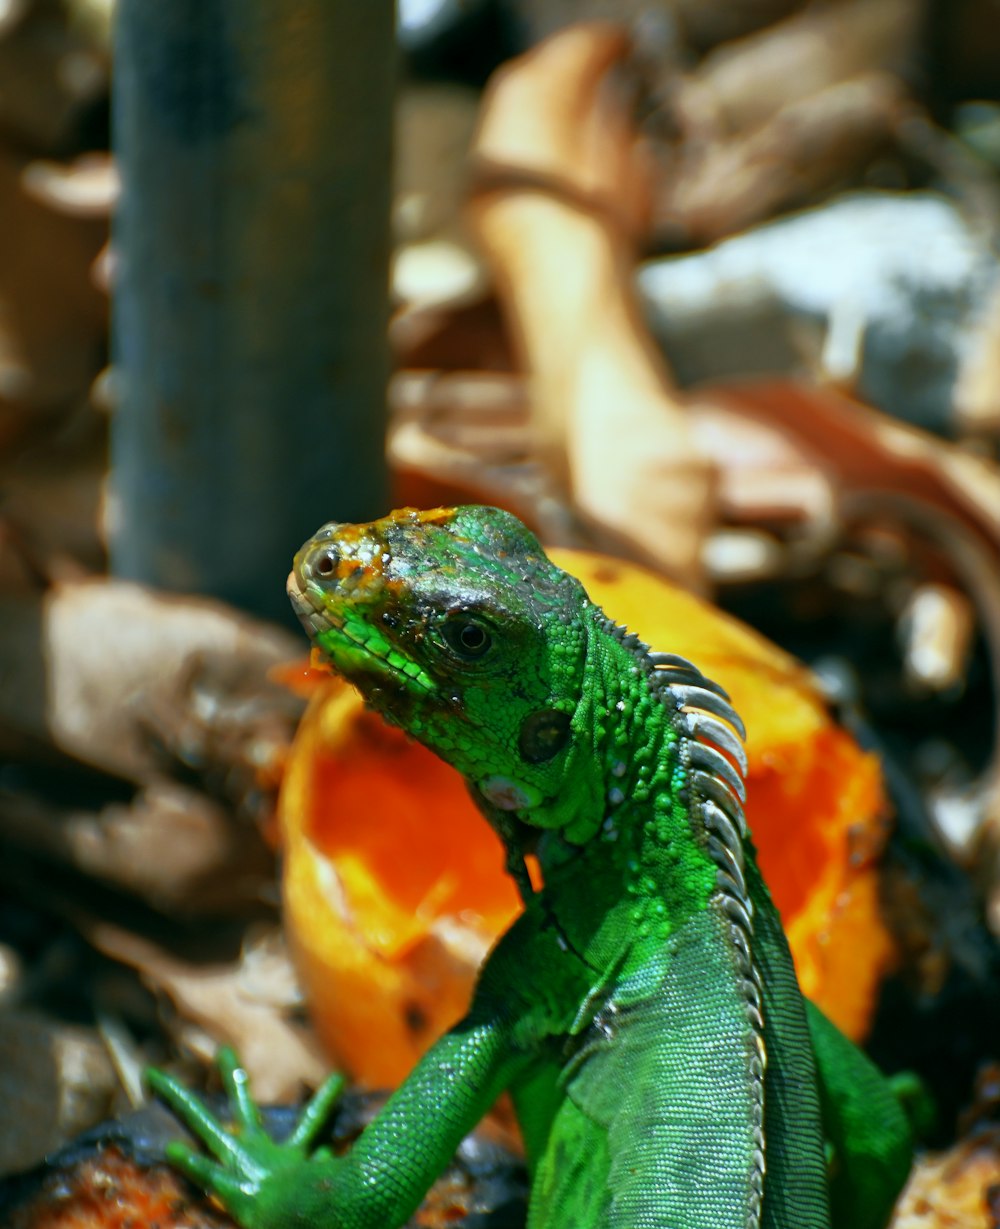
<box><xmin>149</xmin><ymin>906</ymin><xmax>582</xmax><ymax>1229</ymax></box>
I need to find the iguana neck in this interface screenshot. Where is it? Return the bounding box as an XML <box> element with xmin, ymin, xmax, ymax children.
<box><xmin>517</xmin><ymin>606</ymin><xmax>677</xmax><ymax>846</ymax></box>
<box><xmin>511</xmin><ymin>607</ymin><xmax>752</xmax><ymax>981</ymax></box>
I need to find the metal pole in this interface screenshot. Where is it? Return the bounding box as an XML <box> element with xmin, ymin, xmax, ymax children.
<box><xmin>110</xmin><ymin>1</ymin><xmax>394</xmax><ymax>623</ymax></box>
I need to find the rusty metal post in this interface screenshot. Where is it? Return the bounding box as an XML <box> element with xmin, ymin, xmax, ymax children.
<box><xmin>110</xmin><ymin>2</ymin><xmax>394</xmax><ymax>622</ymax></box>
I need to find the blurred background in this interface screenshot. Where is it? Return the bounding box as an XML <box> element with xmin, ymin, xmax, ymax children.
<box><xmin>2</xmin><ymin>2</ymin><xmax>1000</xmax><ymax>1225</ymax></box>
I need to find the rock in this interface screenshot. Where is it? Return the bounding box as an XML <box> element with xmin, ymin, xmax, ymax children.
<box><xmin>0</xmin><ymin>1011</ymin><xmax>117</xmax><ymax>1177</ymax></box>
<box><xmin>639</xmin><ymin>192</ymin><xmax>1000</xmax><ymax>436</ymax></box>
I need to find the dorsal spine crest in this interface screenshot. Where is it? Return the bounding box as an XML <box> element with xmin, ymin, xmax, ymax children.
<box><xmin>600</xmin><ymin>617</ymin><xmax>767</xmax><ymax>1229</ymax></box>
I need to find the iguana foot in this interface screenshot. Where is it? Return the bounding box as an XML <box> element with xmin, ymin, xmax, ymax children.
<box><xmin>148</xmin><ymin>1046</ymin><xmax>345</xmax><ymax>1228</ymax></box>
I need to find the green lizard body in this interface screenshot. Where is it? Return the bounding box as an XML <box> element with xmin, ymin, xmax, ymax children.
<box><xmin>151</xmin><ymin>505</ymin><xmax>915</xmax><ymax>1229</ymax></box>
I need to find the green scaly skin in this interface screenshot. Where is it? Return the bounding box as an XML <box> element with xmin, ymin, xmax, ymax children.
<box><xmin>149</xmin><ymin>505</ymin><xmax>916</xmax><ymax>1229</ymax></box>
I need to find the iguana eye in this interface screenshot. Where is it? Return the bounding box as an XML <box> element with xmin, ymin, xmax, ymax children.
<box><xmin>442</xmin><ymin>616</ymin><xmax>493</xmax><ymax>660</ymax></box>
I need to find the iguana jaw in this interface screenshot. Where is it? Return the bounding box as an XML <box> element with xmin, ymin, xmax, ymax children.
<box><xmin>289</xmin><ymin>574</ymin><xmax>430</xmax><ymax>692</ymax></box>
<box><xmin>287</xmin><ymin>527</ymin><xmax>438</xmax><ymax>697</ymax></box>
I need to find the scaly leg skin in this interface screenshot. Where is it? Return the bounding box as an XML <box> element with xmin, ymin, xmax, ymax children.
<box><xmin>147</xmin><ymin>910</ymin><xmax>561</xmax><ymax>1229</ymax></box>
<box><xmin>147</xmin><ymin>1047</ymin><xmax>345</xmax><ymax>1229</ymax></box>
<box><xmin>806</xmin><ymin>1004</ymin><xmax>918</xmax><ymax>1229</ymax></box>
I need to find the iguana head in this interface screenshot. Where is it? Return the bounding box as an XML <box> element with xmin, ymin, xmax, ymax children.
<box><xmin>288</xmin><ymin>506</ymin><xmax>591</xmax><ymax>821</ymax></box>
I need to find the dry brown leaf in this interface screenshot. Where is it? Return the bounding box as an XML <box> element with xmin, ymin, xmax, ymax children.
<box><xmin>0</xmin><ymin>7</ymin><xmax>107</xmax><ymax>153</ymax></box>
<box><xmin>660</xmin><ymin>72</ymin><xmax>906</xmax><ymax>243</ymax></box>
<box><xmin>680</xmin><ymin>0</ymin><xmax>921</xmax><ymax>138</ymax></box>
<box><xmin>891</xmin><ymin>1130</ymin><xmax>1000</xmax><ymax>1228</ymax></box>
<box><xmin>0</xmin><ymin>578</ymin><xmax>301</xmax><ymax>785</ymax></box>
<box><xmin>705</xmin><ymin>381</ymin><xmax>1000</xmax><ymax>545</ymax></box>
<box><xmin>468</xmin><ymin>24</ymin><xmax>715</xmax><ymax>589</ymax></box>
<box><xmin>86</xmin><ymin>921</ymin><xmax>327</xmax><ymax>1105</ymax></box>
<box><xmin>0</xmin><ymin>148</ymin><xmax>106</xmax><ymax>447</ymax></box>
<box><xmin>388</xmin><ymin>367</ymin><xmax>834</xmax><ymax>533</ymax></box>
<box><xmin>0</xmin><ymin>406</ymin><xmax>107</xmax><ymax>586</ymax></box>
<box><xmin>0</xmin><ymin>781</ymin><xmax>274</xmax><ymax>915</ymax></box>
<box><xmin>0</xmin><ymin>579</ymin><xmax>304</xmax><ymax>912</ymax></box>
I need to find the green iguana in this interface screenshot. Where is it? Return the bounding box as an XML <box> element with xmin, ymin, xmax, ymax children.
<box><xmin>150</xmin><ymin>505</ymin><xmax>917</xmax><ymax>1229</ymax></box>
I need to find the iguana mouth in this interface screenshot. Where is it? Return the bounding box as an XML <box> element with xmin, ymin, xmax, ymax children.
<box><xmin>287</xmin><ymin>549</ymin><xmax>437</xmax><ymax>696</ymax></box>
